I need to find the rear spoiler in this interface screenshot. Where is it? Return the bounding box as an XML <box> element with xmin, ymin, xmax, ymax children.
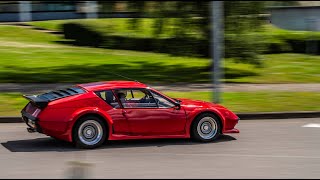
<box><xmin>23</xmin><ymin>95</ymin><xmax>49</xmax><ymax>109</ymax></box>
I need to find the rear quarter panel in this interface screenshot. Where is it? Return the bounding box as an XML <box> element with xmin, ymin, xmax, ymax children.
<box><xmin>38</xmin><ymin>91</ymin><xmax>113</xmax><ymax>141</ymax></box>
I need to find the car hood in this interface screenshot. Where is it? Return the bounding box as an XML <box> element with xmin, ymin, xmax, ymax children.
<box><xmin>177</xmin><ymin>98</ymin><xmax>226</xmax><ymax>109</ymax></box>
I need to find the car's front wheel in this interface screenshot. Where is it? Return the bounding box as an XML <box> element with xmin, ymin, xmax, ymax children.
<box><xmin>73</xmin><ymin>116</ymin><xmax>107</xmax><ymax>149</ymax></box>
<box><xmin>191</xmin><ymin>113</ymin><xmax>221</xmax><ymax>142</ymax></box>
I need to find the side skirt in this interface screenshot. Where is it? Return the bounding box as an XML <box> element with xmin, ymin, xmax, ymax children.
<box><xmin>109</xmin><ymin>134</ymin><xmax>189</xmax><ymax>141</ymax></box>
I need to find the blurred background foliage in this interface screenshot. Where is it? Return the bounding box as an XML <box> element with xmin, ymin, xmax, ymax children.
<box><xmin>54</xmin><ymin>1</ymin><xmax>315</xmax><ymax>67</ymax></box>
<box><xmin>62</xmin><ymin>1</ymin><xmax>269</xmax><ymax>66</ymax></box>
<box><xmin>27</xmin><ymin>1</ymin><xmax>320</xmax><ymax>68</ymax></box>
<box><xmin>1</xmin><ymin>1</ymin><xmax>320</xmax><ymax>114</ymax></box>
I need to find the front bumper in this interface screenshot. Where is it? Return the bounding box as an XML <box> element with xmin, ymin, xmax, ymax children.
<box><xmin>223</xmin><ymin>128</ymin><xmax>240</xmax><ymax>133</ymax></box>
<box><xmin>21</xmin><ymin>110</ymin><xmax>42</xmax><ymax>133</ymax></box>
<box><xmin>223</xmin><ymin>117</ymin><xmax>240</xmax><ymax>134</ymax></box>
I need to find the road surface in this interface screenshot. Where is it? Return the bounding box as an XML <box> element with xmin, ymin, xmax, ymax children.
<box><xmin>0</xmin><ymin>118</ymin><xmax>320</xmax><ymax>178</ymax></box>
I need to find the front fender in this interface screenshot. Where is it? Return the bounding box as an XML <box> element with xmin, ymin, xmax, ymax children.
<box><xmin>185</xmin><ymin>107</ymin><xmax>226</xmax><ymax>137</ymax></box>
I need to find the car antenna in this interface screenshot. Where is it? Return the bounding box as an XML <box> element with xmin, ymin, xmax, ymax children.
<box><xmin>105</xmin><ymin>71</ymin><xmax>140</xmax><ymax>83</ymax></box>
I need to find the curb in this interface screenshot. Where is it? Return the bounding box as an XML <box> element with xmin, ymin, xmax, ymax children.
<box><xmin>0</xmin><ymin>117</ymin><xmax>23</xmax><ymax>123</ymax></box>
<box><xmin>237</xmin><ymin>111</ymin><xmax>320</xmax><ymax>120</ymax></box>
<box><xmin>1</xmin><ymin>111</ymin><xmax>320</xmax><ymax>123</ymax></box>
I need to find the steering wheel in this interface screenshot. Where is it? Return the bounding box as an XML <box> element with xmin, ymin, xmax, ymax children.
<box><xmin>154</xmin><ymin>98</ymin><xmax>160</xmax><ymax>106</ymax></box>
<box><xmin>140</xmin><ymin>95</ymin><xmax>148</xmax><ymax>103</ymax></box>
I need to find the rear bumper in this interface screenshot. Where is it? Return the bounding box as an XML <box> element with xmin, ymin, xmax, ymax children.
<box><xmin>21</xmin><ymin>110</ymin><xmax>72</xmax><ymax>141</ymax></box>
<box><xmin>21</xmin><ymin>110</ymin><xmax>42</xmax><ymax>133</ymax></box>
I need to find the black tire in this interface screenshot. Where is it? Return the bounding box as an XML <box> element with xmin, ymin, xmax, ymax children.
<box><xmin>191</xmin><ymin>113</ymin><xmax>221</xmax><ymax>142</ymax></box>
<box><xmin>73</xmin><ymin>116</ymin><xmax>107</xmax><ymax>149</ymax></box>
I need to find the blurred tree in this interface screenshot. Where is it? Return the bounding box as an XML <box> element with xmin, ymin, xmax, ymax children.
<box><xmin>152</xmin><ymin>1</ymin><xmax>165</xmax><ymax>37</ymax></box>
<box><xmin>99</xmin><ymin>1</ymin><xmax>117</xmax><ymax>12</ymax></box>
<box><xmin>106</xmin><ymin>1</ymin><xmax>273</xmax><ymax>65</ymax></box>
<box><xmin>127</xmin><ymin>1</ymin><xmax>145</xmax><ymax>31</ymax></box>
<box><xmin>223</xmin><ymin>1</ymin><xmax>267</xmax><ymax>66</ymax></box>
<box><xmin>190</xmin><ymin>1</ymin><xmax>267</xmax><ymax>65</ymax></box>
<box><xmin>265</xmin><ymin>1</ymin><xmax>300</xmax><ymax>6</ymax></box>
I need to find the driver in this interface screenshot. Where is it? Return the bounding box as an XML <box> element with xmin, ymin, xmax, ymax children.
<box><xmin>116</xmin><ymin>90</ymin><xmax>127</xmax><ymax>104</ymax></box>
<box><xmin>139</xmin><ymin>90</ymin><xmax>154</xmax><ymax>103</ymax></box>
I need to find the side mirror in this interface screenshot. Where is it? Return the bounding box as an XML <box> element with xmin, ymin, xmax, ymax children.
<box><xmin>173</xmin><ymin>102</ymin><xmax>181</xmax><ymax>110</ymax></box>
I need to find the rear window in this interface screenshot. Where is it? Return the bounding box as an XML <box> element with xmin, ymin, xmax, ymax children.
<box><xmin>38</xmin><ymin>87</ymin><xmax>86</xmax><ymax>101</ymax></box>
<box><xmin>95</xmin><ymin>90</ymin><xmax>120</xmax><ymax>108</ymax></box>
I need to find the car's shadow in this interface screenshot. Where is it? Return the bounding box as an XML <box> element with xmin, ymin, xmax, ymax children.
<box><xmin>1</xmin><ymin>135</ymin><xmax>236</xmax><ymax>152</ymax></box>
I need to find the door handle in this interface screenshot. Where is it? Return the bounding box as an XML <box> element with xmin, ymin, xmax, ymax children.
<box><xmin>122</xmin><ymin>110</ymin><xmax>127</xmax><ymax>116</ymax></box>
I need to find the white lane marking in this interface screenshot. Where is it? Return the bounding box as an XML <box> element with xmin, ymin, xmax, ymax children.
<box><xmin>74</xmin><ymin>152</ymin><xmax>320</xmax><ymax>160</ymax></box>
<box><xmin>302</xmin><ymin>123</ymin><xmax>320</xmax><ymax>128</ymax></box>
<box><xmin>173</xmin><ymin>153</ymin><xmax>320</xmax><ymax>159</ymax></box>
<box><xmin>89</xmin><ymin>151</ymin><xmax>320</xmax><ymax>160</ymax></box>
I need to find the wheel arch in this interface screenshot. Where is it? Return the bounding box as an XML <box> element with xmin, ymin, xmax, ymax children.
<box><xmin>189</xmin><ymin>111</ymin><xmax>224</xmax><ymax>135</ymax></box>
<box><xmin>69</xmin><ymin>110</ymin><xmax>113</xmax><ymax>142</ymax></box>
<box><xmin>72</xmin><ymin>113</ymin><xmax>110</xmax><ymax>140</ymax></box>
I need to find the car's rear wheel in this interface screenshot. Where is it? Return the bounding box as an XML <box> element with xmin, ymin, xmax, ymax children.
<box><xmin>191</xmin><ymin>113</ymin><xmax>221</xmax><ymax>142</ymax></box>
<box><xmin>73</xmin><ymin>116</ymin><xmax>107</xmax><ymax>149</ymax></box>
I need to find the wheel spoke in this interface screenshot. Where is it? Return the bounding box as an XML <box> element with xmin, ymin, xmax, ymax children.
<box><xmin>78</xmin><ymin>120</ymin><xmax>103</xmax><ymax>146</ymax></box>
<box><xmin>197</xmin><ymin>117</ymin><xmax>218</xmax><ymax>140</ymax></box>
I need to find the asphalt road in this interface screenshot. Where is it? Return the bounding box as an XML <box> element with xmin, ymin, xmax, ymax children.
<box><xmin>0</xmin><ymin>118</ymin><xmax>320</xmax><ymax>179</ymax></box>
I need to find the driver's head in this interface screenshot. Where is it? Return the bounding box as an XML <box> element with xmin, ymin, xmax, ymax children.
<box><xmin>116</xmin><ymin>90</ymin><xmax>127</xmax><ymax>99</ymax></box>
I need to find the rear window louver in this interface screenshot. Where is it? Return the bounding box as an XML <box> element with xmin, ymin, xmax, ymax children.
<box><xmin>38</xmin><ymin>87</ymin><xmax>85</xmax><ymax>101</ymax></box>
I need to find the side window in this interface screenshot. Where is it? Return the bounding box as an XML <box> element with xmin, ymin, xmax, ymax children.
<box><xmin>150</xmin><ymin>90</ymin><xmax>176</xmax><ymax>108</ymax></box>
<box><xmin>130</xmin><ymin>90</ymin><xmax>146</xmax><ymax>100</ymax></box>
<box><xmin>95</xmin><ymin>90</ymin><xmax>120</xmax><ymax>108</ymax></box>
<box><xmin>114</xmin><ymin>89</ymin><xmax>157</xmax><ymax>108</ymax></box>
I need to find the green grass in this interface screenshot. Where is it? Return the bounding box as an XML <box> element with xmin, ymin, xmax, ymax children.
<box><xmin>165</xmin><ymin>91</ymin><xmax>320</xmax><ymax>113</ymax></box>
<box><xmin>0</xmin><ymin>93</ymin><xmax>28</xmax><ymax>116</ymax></box>
<box><xmin>27</xmin><ymin>19</ymin><xmax>73</xmax><ymax>32</ymax></box>
<box><xmin>0</xmin><ymin>25</ymin><xmax>62</xmax><ymax>43</ymax></box>
<box><xmin>0</xmin><ymin>25</ymin><xmax>320</xmax><ymax>83</ymax></box>
<box><xmin>1</xmin><ymin>91</ymin><xmax>319</xmax><ymax>116</ymax></box>
<box><xmin>226</xmin><ymin>53</ymin><xmax>320</xmax><ymax>83</ymax></box>
<box><xmin>0</xmin><ymin>25</ymin><xmax>319</xmax><ymax>83</ymax></box>
<box><xmin>261</xmin><ymin>24</ymin><xmax>320</xmax><ymax>39</ymax></box>
<box><xmin>0</xmin><ymin>26</ymin><xmax>210</xmax><ymax>83</ymax></box>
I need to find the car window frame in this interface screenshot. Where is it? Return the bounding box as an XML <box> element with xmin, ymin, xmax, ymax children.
<box><xmin>94</xmin><ymin>90</ymin><xmax>121</xmax><ymax>108</ymax></box>
<box><xmin>112</xmin><ymin>88</ymin><xmax>159</xmax><ymax>109</ymax></box>
<box><xmin>148</xmin><ymin>89</ymin><xmax>177</xmax><ymax>109</ymax></box>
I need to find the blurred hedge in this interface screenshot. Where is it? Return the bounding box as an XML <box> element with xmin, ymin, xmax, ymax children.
<box><xmin>62</xmin><ymin>22</ymin><xmax>320</xmax><ymax>61</ymax></box>
<box><xmin>262</xmin><ymin>24</ymin><xmax>320</xmax><ymax>54</ymax></box>
<box><xmin>63</xmin><ymin>22</ymin><xmax>209</xmax><ymax>57</ymax></box>
<box><xmin>62</xmin><ymin>22</ymin><xmax>266</xmax><ymax>63</ymax></box>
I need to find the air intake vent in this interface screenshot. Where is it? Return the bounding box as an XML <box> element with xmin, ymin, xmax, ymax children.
<box><xmin>38</xmin><ymin>87</ymin><xmax>85</xmax><ymax>101</ymax></box>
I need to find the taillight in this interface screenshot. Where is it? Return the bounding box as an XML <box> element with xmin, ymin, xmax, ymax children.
<box><xmin>31</xmin><ymin>108</ymin><xmax>41</xmax><ymax>117</ymax></box>
<box><xmin>25</xmin><ymin>103</ymin><xmax>42</xmax><ymax>117</ymax></box>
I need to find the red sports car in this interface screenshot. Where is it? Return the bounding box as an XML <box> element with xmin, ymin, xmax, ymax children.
<box><xmin>21</xmin><ymin>81</ymin><xmax>240</xmax><ymax>149</ymax></box>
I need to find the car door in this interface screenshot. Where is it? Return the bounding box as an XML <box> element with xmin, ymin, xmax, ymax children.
<box><xmin>95</xmin><ymin>90</ymin><xmax>131</xmax><ymax>135</ymax></box>
<box><xmin>114</xmin><ymin>88</ymin><xmax>187</xmax><ymax>136</ymax></box>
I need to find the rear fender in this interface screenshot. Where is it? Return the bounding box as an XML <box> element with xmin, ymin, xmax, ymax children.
<box><xmin>66</xmin><ymin>107</ymin><xmax>113</xmax><ymax>142</ymax></box>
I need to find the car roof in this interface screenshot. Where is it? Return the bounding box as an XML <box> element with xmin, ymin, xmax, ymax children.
<box><xmin>77</xmin><ymin>80</ymin><xmax>148</xmax><ymax>92</ymax></box>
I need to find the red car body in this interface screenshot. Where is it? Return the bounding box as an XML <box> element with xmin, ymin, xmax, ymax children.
<box><xmin>21</xmin><ymin>81</ymin><xmax>239</xmax><ymax>144</ymax></box>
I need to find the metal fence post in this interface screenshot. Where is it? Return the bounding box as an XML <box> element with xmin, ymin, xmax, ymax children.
<box><xmin>212</xmin><ymin>1</ymin><xmax>224</xmax><ymax>103</ymax></box>
<box><xmin>86</xmin><ymin>1</ymin><xmax>98</xmax><ymax>19</ymax></box>
<box><xmin>19</xmin><ymin>1</ymin><xmax>31</xmax><ymax>22</ymax></box>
